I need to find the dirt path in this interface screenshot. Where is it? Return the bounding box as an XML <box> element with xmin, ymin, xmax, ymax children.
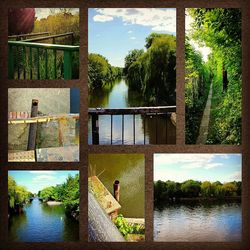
<box><xmin>196</xmin><ymin>82</ymin><xmax>213</xmax><ymax>144</ymax></box>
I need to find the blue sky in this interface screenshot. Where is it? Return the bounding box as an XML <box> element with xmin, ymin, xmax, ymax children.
<box><xmin>8</xmin><ymin>170</ymin><xmax>79</xmax><ymax>194</ymax></box>
<box><xmin>88</xmin><ymin>8</ymin><xmax>176</xmax><ymax>67</ymax></box>
<box><xmin>154</xmin><ymin>154</ymin><xmax>241</xmax><ymax>183</ymax></box>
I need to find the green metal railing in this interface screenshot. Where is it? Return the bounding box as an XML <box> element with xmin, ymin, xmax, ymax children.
<box><xmin>8</xmin><ymin>40</ymin><xmax>79</xmax><ymax>80</ymax></box>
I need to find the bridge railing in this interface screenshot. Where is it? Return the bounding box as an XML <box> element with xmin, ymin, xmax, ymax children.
<box><xmin>89</xmin><ymin>106</ymin><xmax>176</xmax><ymax>145</ymax></box>
<box><xmin>8</xmin><ymin>32</ymin><xmax>50</xmax><ymax>41</ymax></box>
<box><xmin>8</xmin><ymin>40</ymin><xmax>79</xmax><ymax>80</ymax></box>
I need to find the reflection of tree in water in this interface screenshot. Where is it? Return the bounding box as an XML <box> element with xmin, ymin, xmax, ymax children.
<box><xmin>40</xmin><ymin>203</ymin><xmax>65</xmax><ymax>216</ymax></box>
<box><xmin>8</xmin><ymin>212</ymin><xmax>27</xmax><ymax>241</ymax></box>
<box><xmin>142</xmin><ymin>115</ymin><xmax>176</xmax><ymax>144</ymax></box>
<box><xmin>62</xmin><ymin>216</ymin><xmax>79</xmax><ymax>241</ymax></box>
<box><xmin>89</xmin><ymin>79</ymin><xmax>118</xmax><ymax>108</ymax></box>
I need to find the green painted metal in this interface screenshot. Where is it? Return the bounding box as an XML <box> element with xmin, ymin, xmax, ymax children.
<box><xmin>37</xmin><ymin>48</ymin><xmax>40</xmax><ymax>79</ymax></box>
<box><xmin>8</xmin><ymin>41</ymin><xmax>79</xmax><ymax>80</ymax></box>
<box><xmin>23</xmin><ymin>46</ymin><xmax>26</xmax><ymax>79</ymax></box>
<box><xmin>8</xmin><ymin>45</ymin><xmax>14</xmax><ymax>79</ymax></box>
<box><xmin>64</xmin><ymin>50</ymin><xmax>72</xmax><ymax>80</ymax></box>
<box><xmin>29</xmin><ymin>47</ymin><xmax>32</xmax><ymax>79</ymax></box>
<box><xmin>45</xmin><ymin>49</ymin><xmax>48</xmax><ymax>79</ymax></box>
<box><xmin>53</xmin><ymin>50</ymin><xmax>57</xmax><ymax>79</ymax></box>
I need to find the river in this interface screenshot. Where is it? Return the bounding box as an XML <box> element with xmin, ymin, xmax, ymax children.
<box><xmin>89</xmin><ymin>154</ymin><xmax>144</xmax><ymax>218</ymax></box>
<box><xmin>154</xmin><ymin>201</ymin><xmax>241</xmax><ymax>241</ymax></box>
<box><xmin>8</xmin><ymin>198</ymin><xmax>79</xmax><ymax>242</ymax></box>
<box><xmin>88</xmin><ymin>78</ymin><xmax>176</xmax><ymax>144</ymax></box>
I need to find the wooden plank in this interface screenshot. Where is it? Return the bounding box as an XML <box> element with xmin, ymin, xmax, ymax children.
<box><xmin>8</xmin><ymin>150</ymin><xmax>35</xmax><ymax>162</ymax></box>
<box><xmin>88</xmin><ymin>176</ymin><xmax>121</xmax><ymax>215</ymax></box>
<box><xmin>125</xmin><ymin>218</ymin><xmax>145</xmax><ymax>225</ymax></box>
<box><xmin>22</xmin><ymin>32</ymin><xmax>73</xmax><ymax>42</ymax></box>
<box><xmin>88</xmin><ymin>106</ymin><xmax>176</xmax><ymax>115</ymax></box>
<box><xmin>8</xmin><ymin>113</ymin><xmax>79</xmax><ymax>125</ymax></box>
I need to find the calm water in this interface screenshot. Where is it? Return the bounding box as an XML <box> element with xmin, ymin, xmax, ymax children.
<box><xmin>88</xmin><ymin>79</ymin><xmax>176</xmax><ymax>144</ymax></box>
<box><xmin>89</xmin><ymin>154</ymin><xmax>145</xmax><ymax>218</ymax></box>
<box><xmin>154</xmin><ymin>202</ymin><xmax>241</xmax><ymax>241</ymax></box>
<box><xmin>9</xmin><ymin>198</ymin><xmax>79</xmax><ymax>242</ymax></box>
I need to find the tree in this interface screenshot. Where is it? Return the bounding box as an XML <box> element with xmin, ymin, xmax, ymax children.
<box><xmin>181</xmin><ymin>180</ymin><xmax>201</xmax><ymax>197</ymax></box>
<box><xmin>124</xmin><ymin>49</ymin><xmax>144</xmax><ymax>75</ymax></box>
<box><xmin>201</xmin><ymin>181</ymin><xmax>213</xmax><ymax>197</ymax></box>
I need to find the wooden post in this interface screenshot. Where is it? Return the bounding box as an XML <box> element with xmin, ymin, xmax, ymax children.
<box><xmin>27</xmin><ymin>99</ymin><xmax>38</xmax><ymax>150</ymax></box>
<box><xmin>222</xmin><ymin>63</ymin><xmax>229</xmax><ymax>92</ymax></box>
<box><xmin>92</xmin><ymin>114</ymin><xmax>99</xmax><ymax>145</ymax></box>
<box><xmin>112</xmin><ymin>180</ymin><xmax>120</xmax><ymax>220</ymax></box>
<box><xmin>113</xmin><ymin>180</ymin><xmax>120</xmax><ymax>202</ymax></box>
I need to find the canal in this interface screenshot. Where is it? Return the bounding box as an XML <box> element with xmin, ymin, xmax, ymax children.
<box><xmin>88</xmin><ymin>78</ymin><xmax>176</xmax><ymax>144</ymax></box>
<box><xmin>89</xmin><ymin>154</ymin><xmax>145</xmax><ymax>218</ymax></box>
<box><xmin>154</xmin><ymin>201</ymin><xmax>241</xmax><ymax>241</ymax></box>
<box><xmin>8</xmin><ymin>198</ymin><xmax>79</xmax><ymax>242</ymax></box>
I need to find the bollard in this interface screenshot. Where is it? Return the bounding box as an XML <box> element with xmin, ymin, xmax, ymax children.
<box><xmin>27</xmin><ymin>99</ymin><xmax>38</xmax><ymax>151</ymax></box>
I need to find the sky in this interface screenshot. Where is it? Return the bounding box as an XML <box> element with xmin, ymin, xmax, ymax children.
<box><xmin>35</xmin><ymin>8</ymin><xmax>79</xmax><ymax>20</ymax></box>
<box><xmin>185</xmin><ymin>10</ymin><xmax>211</xmax><ymax>62</ymax></box>
<box><xmin>88</xmin><ymin>8</ymin><xmax>176</xmax><ymax>67</ymax></box>
<box><xmin>154</xmin><ymin>154</ymin><xmax>242</xmax><ymax>183</ymax></box>
<box><xmin>8</xmin><ymin>170</ymin><xmax>79</xmax><ymax>194</ymax></box>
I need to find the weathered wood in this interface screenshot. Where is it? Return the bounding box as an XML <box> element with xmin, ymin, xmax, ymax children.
<box><xmin>8</xmin><ymin>32</ymin><xmax>49</xmax><ymax>40</ymax></box>
<box><xmin>112</xmin><ymin>180</ymin><xmax>120</xmax><ymax>219</ymax></box>
<box><xmin>88</xmin><ymin>176</ymin><xmax>121</xmax><ymax>215</ymax></box>
<box><xmin>88</xmin><ymin>191</ymin><xmax>125</xmax><ymax>242</ymax></box>
<box><xmin>88</xmin><ymin>106</ymin><xmax>176</xmax><ymax>115</ymax></box>
<box><xmin>8</xmin><ymin>114</ymin><xmax>79</xmax><ymax>124</ymax></box>
<box><xmin>8</xmin><ymin>150</ymin><xmax>35</xmax><ymax>162</ymax></box>
<box><xmin>27</xmin><ymin>99</ymin><xmax>38</xmax><ymax>150</ymax></box>
<box><xmin>21</xmin><ymin>32</ymin><xmax>74</xmax><ymax>42</ymax></box>
<box><xmin>125</xmin><ymin>218</ymin><xmax>145</xmax><ymax>226</ymax></box>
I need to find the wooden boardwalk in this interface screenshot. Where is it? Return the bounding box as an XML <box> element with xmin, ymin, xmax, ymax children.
<box><xmin>196</xmin><ymin>82</ymin><xmax>213</xmax><ymax>144</ymax></box>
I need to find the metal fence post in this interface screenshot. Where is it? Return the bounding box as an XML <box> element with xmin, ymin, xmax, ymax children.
<box><xmin>64</xmin><ymin>50</ymin><xmax>72</xmax><ymax>80</ymax></box>
<box><xmin>27</xmin><ymin>99</ymin><xmax>38</xmax><ymax>151</ymax></box>
<box><xmin>92</xmin><ymin>114</ymin><xmax>99</xmax><ymax>145</ymax></box>
<box><xmin>8</xmin><ymin>45</ymin><xmax>14</xmax><ymax>79</ymax></box>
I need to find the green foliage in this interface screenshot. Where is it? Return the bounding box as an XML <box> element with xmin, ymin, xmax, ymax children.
<box><xmin>125</xmin><ymin>33</ymin><xmax>176</xmax><ymax>105</ymax></box>
<box><xmin>154</xmin><ymin>179</ymin><xmax>241</xmax><ymax>202</ymax></box>
<box><xmin>38</xmin><ymin>174</ymin><xmax>80</xmax><ymax>217</ymax></box>
<box><xmin>88</xmin><ymin>53</ymin><xmax>122</xmax><ymax>90</ymax></box>
<box><xmin>33</xmin><ymin>9</ymin><xmax>79</xmax><ymax>45</ymax></box>
<box><xmin>187</xmin><ymin>8</ymin><xmax>241</xmax><ymax>144</ymax></box>
<box><xmin>8</xmin><ymin>176</ymin><xmax>32</xmax><ymax>211</ymax></box>
<box><xmin>114</xmin><ymin>214</ymin><xmax>145</xmax><ymax>237</ymax></box>
<box><xmin>185</xmin><ymin>39</ymin><xmax>211</xmax><ymax>144</ymax></box>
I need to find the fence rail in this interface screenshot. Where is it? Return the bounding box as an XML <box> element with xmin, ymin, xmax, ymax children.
<box><xmin>8</xmin><ymin>32</ymin><xmax>50</xmax><ymax>40</ymax></box>
<box><xmin>22</xmin><ymin>32</ymin><xmax>74</xmax><ymax>44</ymax></box>
<box><xmin>8</xmin><ymin>40</ymin><xmax>79</xmax><ymax>80</ymax></box>
<box><xmin>89</xmin><ymin>106</ymin><xmax>176</xmax><ymax>145</ymax></box>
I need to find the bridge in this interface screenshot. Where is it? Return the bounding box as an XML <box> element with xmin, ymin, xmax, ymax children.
<box><xmin>8</xmin><ymin>32</ymin><xmax>79</xmax><ymax>80</ymax></box>
<box><xmin>89</xmin><ymin>106</ymin><xmax>176</xmax><ymax>145</ymax></box>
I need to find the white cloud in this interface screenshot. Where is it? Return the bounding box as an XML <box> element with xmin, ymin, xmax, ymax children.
<box><xmin>130</xmin><ymin>36</ymin><xmax>136</xmax><ymax>40</ymax></box>
<box><xmin>93</xmin><ymin>14</ymin><xmax>113</xmax><ymax>22</ymax></box>
<box><xmin>33</xmin><ymin>175</ymin><xmax>56</xmax><ymax>182</ymax></box>
<box><xmin>128</xmin><ymin>30</ymin><xmax>133</xmax><ymax>33</ymax></box>
<box><xmin>29</xmin><ymin>171</ymin><xmax>56</xmax><ymax>174</ymax></box>
<box><xmin>154</xmin><ymin>154</ymin><xmax>231</xmax><ymax>170</ymax></box>
<box><xmin>226</xmin><ymin>170</ymin><xmax>242</xmax><ymax>182</ymax></box>
<box><xmin>93</xmin><ymin>8</ymin><xmax>176</xmax><ymax>33</ymax></box>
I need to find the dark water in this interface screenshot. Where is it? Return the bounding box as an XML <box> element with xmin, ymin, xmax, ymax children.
<box><xmin>8</xmin><ymin>198</ymin><xmax>79</xmax><ymax>242</ymax></box>
<box><xmin>89</xmin><ymin>154</ymin><xmax>145</xmax><ymax>218</ymax></box>
<box><xmin>154</xmin><ymin>201</ymin><xmax>241</xmax><ymax>241</ymax></box>
<box><xmin>88</xmin><ymin>79</ymin><xmax>176</xmax><ymax>144</ymax></box>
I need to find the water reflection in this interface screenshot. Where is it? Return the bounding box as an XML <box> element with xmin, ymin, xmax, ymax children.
<box><xmin>154</xmin><ymin>201</ymin><xmax>241</xmax><ymax>241</ymax></box>
<box><xmin>89</xmin><ymin>154</ymin><xmax>145</xmax><ymax>218</ymax></box>
<box><xmin>8</xmin><ymin>198</ymin><xmax>79</xmax><ymax>242</ymax></box>
<box><xmin>88</xmin><ymin>79</ymin><xmax>176</xmax><ymax>144</ymax></box>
